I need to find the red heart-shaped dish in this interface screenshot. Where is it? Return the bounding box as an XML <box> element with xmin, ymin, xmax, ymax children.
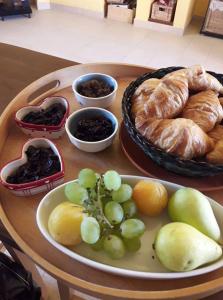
<box><xmin>0</xmin><ymin>138</ymin><xmax>65</xmax><ymax>196</ymax></box>
<box><xmin>15</xmin><ymin>96</ymin><xmax>69</xmax><ymax>139</ymax></box>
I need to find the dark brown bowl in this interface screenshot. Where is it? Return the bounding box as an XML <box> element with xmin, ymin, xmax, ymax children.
<box><xmin>122</xmin><ymin>66</ymin><xmax>223</xmax><ymax>177</ymax></box>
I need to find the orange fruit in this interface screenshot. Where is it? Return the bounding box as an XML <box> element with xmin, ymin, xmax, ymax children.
<box><xmin>132</xmin><ymin>180</ymin><xmax>168</xmax><ymax>217</ymax></box>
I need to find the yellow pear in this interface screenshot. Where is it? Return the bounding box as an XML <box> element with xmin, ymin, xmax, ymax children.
<box><xmin>168</xmin><ymin>188</ymin><xmax>221</xmax><ymax>241</ymax></box>
<box><xmin>155</xmin><ymin>222</ymin><xmax>222</xmax><ymax>272</ymax></box>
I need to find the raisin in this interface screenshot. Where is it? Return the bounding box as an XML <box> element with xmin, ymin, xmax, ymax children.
<box><xmin>72</xmin><ymin>117</ymin><xmax>114</xmax><ymax>142</ymax></box>
<box><xmin>77</xmin><ymin>79</ymin><xmax>113</xmax><ymax>98</ymax></box>
<box><xmin>22</xmin><ymin>103</ymin><xmax>66</xmax><ymax>126</ymax></box>
<box><xmin>6</xmin><ymin>146</ymin><xmax>61</xmax><ymax>184</ymax></box>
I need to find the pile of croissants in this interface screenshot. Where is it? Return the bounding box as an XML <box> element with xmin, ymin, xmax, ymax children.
<box><xmin>131</xmin><ymin>65</ymin><xmax>223</xmax><ymax>164</ymax></box>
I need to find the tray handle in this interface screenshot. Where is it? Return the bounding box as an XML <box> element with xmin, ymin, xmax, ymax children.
<box><xmin>27</xmin><ymin>80</ymin><xmax>60</xmax><ymax>105</ymax></box>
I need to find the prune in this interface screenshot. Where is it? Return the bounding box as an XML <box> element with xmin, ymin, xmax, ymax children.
<box><xmin>22</xmin><ymin>103</ymin><xmax>66</xmax><ymax>126</ymax></box>
<box><xmin>6</xmin><ymin>146</ymin><xmax>61</xmax><ymax>184</ymax></box>
<box><xmin>73</xmin><ymin>117</ymin><xmax>114</xmax><ymax>142</ymax></box>
<box><xmin>77</xmin><ymin>79</ymin><xmax>113</xmax><ymax>98</ymax></box>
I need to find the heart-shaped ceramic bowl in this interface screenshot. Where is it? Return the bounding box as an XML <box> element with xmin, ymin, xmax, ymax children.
<box><xmin>15</xmin><ymin>96</ymin><xmax>69</xmax><ymax>139</ymax></box>
<box><xmin>0</xmin><ymin>138</ymin><xmax>65</xmax><ymax>197</ymax></box>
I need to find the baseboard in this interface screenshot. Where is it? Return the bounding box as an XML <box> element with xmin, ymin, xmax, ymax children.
<box><xmin>37</xmin><ymin>1</ymin><xmax>51</xmax><ymax>10</ymax></box>
<box><xmin>51</xmin><ymin>3</ymin><xmax>104</xmax><ymax>19</ymax></box>
<box><xmin>193</xmin><ymin>15</ymin><xmax>205</xmax><ymax>21</ymax></box>
<box><xmin>134</xmin><ymin>19</ymin><xmax>184</xmax><ymax>36</ymax></box>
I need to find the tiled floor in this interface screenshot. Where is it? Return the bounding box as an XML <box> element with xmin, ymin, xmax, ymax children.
<box><xmin>0</xmin><ymin>8</ymin><xmax>223</xmax><ymax>72</ymax></box>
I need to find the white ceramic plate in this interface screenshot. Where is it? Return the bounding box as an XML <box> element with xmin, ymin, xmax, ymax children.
<box><xmin>36</xmin><ymin>175</ymin><xmax>223</xmax><ymax>279</ymax></box>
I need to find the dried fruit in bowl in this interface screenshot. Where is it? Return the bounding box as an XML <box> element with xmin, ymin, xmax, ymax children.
<box><xmin>22</xmin><ymin>102</ymin><xmax>66</xmax><ymax>126</ymax></box>
<box><xmin>6</xmin><ymin>146</ymin><xmax>60</xmax><ymax>184</ymax></box>
<box><xmin>77</xmin><ymin>79</ymin><xmax>113</xmax><ymax>98</ymax></box>
<box><xmin>73</xmin><ymin>117</ymin><xmax>114</xmax><ymax>142</ymax></box>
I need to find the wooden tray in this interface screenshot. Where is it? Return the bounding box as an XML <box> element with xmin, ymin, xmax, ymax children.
<box><xmin>120</xmin><ymin>122</ymin><xmax>223</xmax><ymax>192</ymax></box>
<box><xmin>0</xmin><ymin>63</ymin><xmax>223</xmax><ymax>300</ymax></box>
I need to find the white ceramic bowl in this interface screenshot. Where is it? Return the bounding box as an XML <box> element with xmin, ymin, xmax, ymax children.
<box><xmin>15</xmin><ymin>96</ymin><xmax>69</xmax><ymax>139</ymax></box>
<box><xmin>72</xmin><ymin>73</ymin><xmax>118</xmax><ymax>108</ymax></box>
<box><xmin>36</xmin><ymin>175</ymin><xmax>223</xmax><ymax>279</ymax></box>
<box><xmin>65</xmin><ymin>107</ymin><xmax>118</xmax><ymax>153</ymax></box>
<box><xmin>0</xmin><ymin>138</ymin><xmax>65</xmax><ymax>196</ymax></box>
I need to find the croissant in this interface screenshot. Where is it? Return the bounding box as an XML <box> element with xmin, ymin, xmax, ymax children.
<box><xmin>206</xmin><ymin>140</ymin><xmax>223</xmax><ymax>164</ymax></box>
<box><xmin>219</xmin><ymin>98</ymin><xmax>223</xmax><ymax>106</ymax></box>
<box><xmin>135</xmin><ymin>116</ymin><xmax>214</xmax><ymax>159</ymax></box>
<box><xmin>182</xmin><ymin>90</ymin><xmax>223</xmax><ymax>132</ymax></box>
<box><xmin>165</xmin><ymin>65</ymin><xmax>223</xmax><ymax>94</ymax></box>
<box><xmin>132</xmin><ymin>78</ymin><xmax>160</xmax><ymax>118</ymax></box>
<box><xmin>143</xmin><ymin>74</ymin><xmax>189</xmax><ymax>119</ymax></box>
<box><xmin>208</xmin><ymin>125</ymin><xmax>223</xmax><ymax>142</ymax></box>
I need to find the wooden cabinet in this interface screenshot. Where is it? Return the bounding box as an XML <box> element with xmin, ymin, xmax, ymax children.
<box><xmin>0</xmin><ymin>0</ymin><xmax>32</xmax><ymax>21</ymax></box>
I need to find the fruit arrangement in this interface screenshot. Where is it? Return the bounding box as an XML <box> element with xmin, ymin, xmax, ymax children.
<box><xmin>48</xmin><ymin>169</ymin><xmax>145</xmax><ymax>259</ymax></box>
<box><xmin>48</xmin><ymin>169</ymin><xmax>222</xmax><ymax>271</ymax></box>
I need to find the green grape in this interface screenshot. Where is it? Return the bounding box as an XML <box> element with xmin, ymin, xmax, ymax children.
<box><xmin>120</xmin><ymin>219</ymin><xmax>145</xmax><ymax>239</ymax></box>
<box><xmin>124</xmin><ymin>237</ymin><xmax>141</xmax><ymax>252</ymax></box>
<box><xmin>122</xmin><ymin>200</ymin><xmax>137</xmax><ymax>218</ymax></box>
<box><xmin>103</xmin><ymin>170</ymin><xmax>121</xmax><ymax>191</ymax></box>
<box><xmin>65</xmin><ymin>182</ymin><xmax>88</xmax><ymax>205</ymax></box>
<box><xmin>78</xmin><ymin>168</ymin><xmax>97</xmax><ymax>189</ymax></box>
<box><xmin>112</xmin><ymin>184</ymin><xmax>132</xmax><ymax>203</ymax></box>
<box><xmin>91</xmin><ymin>237</ymin><xmax>104</xmax><ymax>251</ymax></box>
<box><xmin>81</xmin><ymin>217</ymin><xmax>100</xmax><ymax>244</ymax></box>
<box><xmin>104</xmin><ymin>201</ymin><xmax>124</xmax><ymax>225</ymax></box>
<box><xmin>103</xmin><ymin>234</ymin><xmax>126</xmax><ymax>259</ymax></box>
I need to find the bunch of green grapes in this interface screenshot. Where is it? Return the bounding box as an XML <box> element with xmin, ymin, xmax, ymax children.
<box><xmin>64</xmin><ymin>168</ymin><xmax>145</xmax><ymax>259</ymax></box>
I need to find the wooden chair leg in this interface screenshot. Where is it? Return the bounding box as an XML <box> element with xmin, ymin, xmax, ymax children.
<box><xmin>2</xmin><ymin>242</ymin><xmax>22</xmax><ymax>264</ymax></box>
<box><xmin>15</xmin><ymin>249</ymin><xmax>49</xmax><ymax>300</ymax></box>
<box><xmin>1</xmin><ymin>243</ymin><xmax>48</xmax><ymax>300</ymax></box>
<box><xmin>57</xmin><ymin>280</ymin><xmax>70</xmax><ymax>300</ymax></box>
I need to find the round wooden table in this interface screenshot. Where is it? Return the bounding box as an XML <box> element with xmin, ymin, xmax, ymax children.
<box><xmin>0</xmin><ymin>61</ymin><xmax>223</xmax><ymax>300</ymax></box>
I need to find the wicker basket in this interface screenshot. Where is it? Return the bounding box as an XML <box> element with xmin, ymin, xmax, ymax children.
<box><xmin>202</xmin><ymin>0</ymin><xmax>223</xmax><ymax>36</ymax></box>
<box><xmin>150</xmin><ymin>1</ymin><xmax>176</xmax><ymax>23</ymax></box>
<box><xmin>122</xmin><ymin>66</ymin><xmax>223</xmax><ymax>177</ymax></box>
